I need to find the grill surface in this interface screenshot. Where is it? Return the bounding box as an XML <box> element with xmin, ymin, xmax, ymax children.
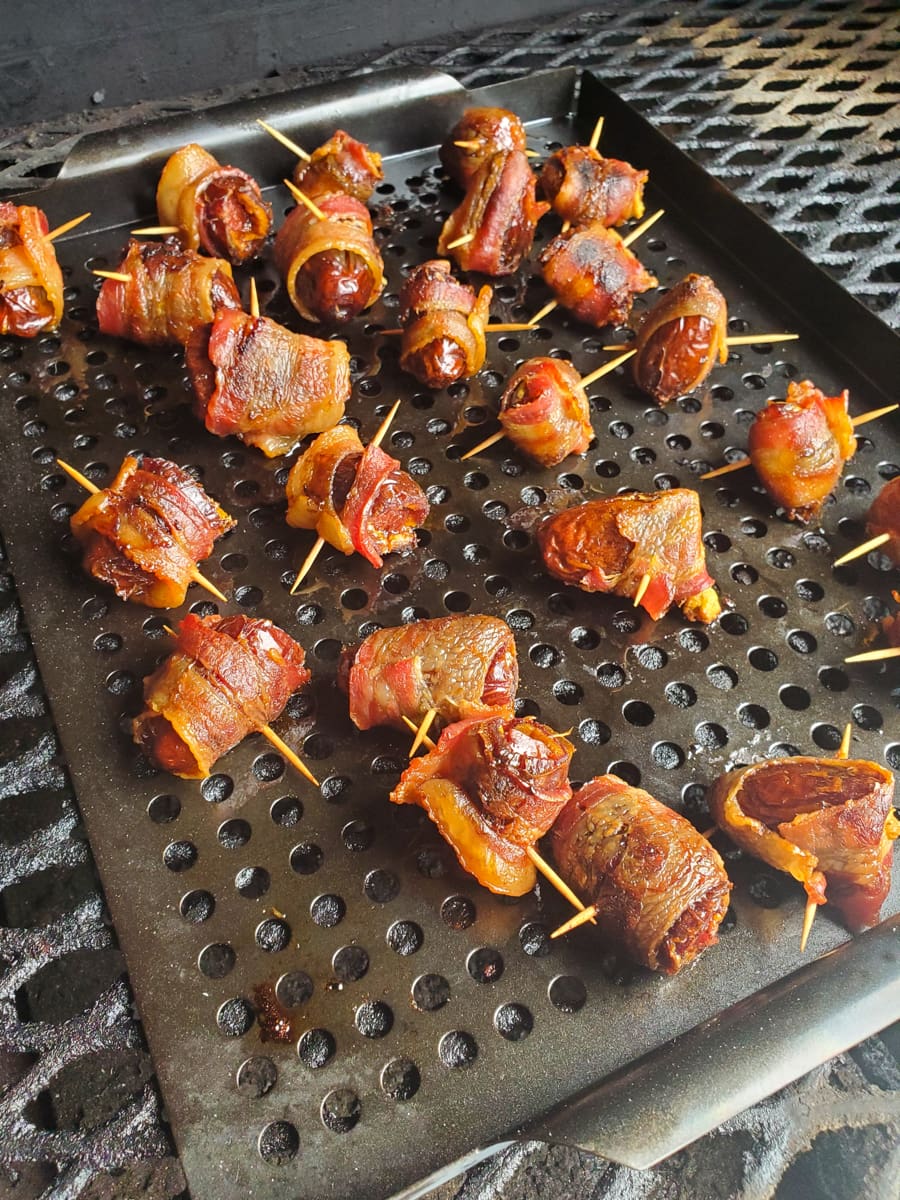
<box><xmin>0</xmin><ymin>4</ymin><xmax>897</xmax><ymax>1195</ymax></box>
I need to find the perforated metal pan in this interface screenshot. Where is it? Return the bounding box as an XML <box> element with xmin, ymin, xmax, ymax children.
<box><xmin>0</xmin><ymin>66</ymin><xmax>897</xmax><ymax>1200</ymax></box>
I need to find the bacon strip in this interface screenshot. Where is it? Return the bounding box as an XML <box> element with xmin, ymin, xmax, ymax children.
<box><xmin>551</xmin><ymin>775</ymin><xmax>731</xmax><ymax>974</ymax></box>
<box><xmin>69</xmin><ymin>456</ymin><xmax>235</xmax><ymax>608</ymax></box>
<box><xmin>293</xmin><ymin>130</ymin><xmax>383</xmax><ymax>203</ymax></box>
<box><xmin>186</xmin><ymin>308</ymin><xmax>351</xmax><ymax>457</ymax></box>
<box><xmin>538</xmin><ymin>490</ymin><xmax>721</xmax><ymax>623</ymax></box>
<box><xmin>133</xmin><ymin>613</ymin><xmax>309</xmax><ymax>778</ymax></box>
<box><xmin>440</xmin><ymin>108</ymin><xmax>528</xmax><ymax>190</ymax></box>
<box><xmin>539</xmin><ymin>222</ymin><xmax>656</xmax><ymax>328</ymax></box>
<box><xmin>0</xmin><ymin>203</ymin><xmax>65</xmax><ymax>337</ymax></box>
<box><xmin>274</xmin><ymin>192</ymin><xmax>384</xmax><ymax>324</ymax></box>
<box><xmin>343</xmin><ymin>615</ymin><xmax>518</xmax><ymax>731</ymax></box>
<box><xmin>342</xmin><ymin>443</ymin><xmax>429</xmax><ymax>568</ymax></box>
<box><xmin>866</xmin><ymin>476</ymin><xmax>900</xmax><ymax>564</ymax></box>
<box><xmin>96</xmin><ymin>238</ymin><xmax>241</xmax><ymax>346</ymax></box>
<box><xmin>391</xmin><ymin>716</ymin><xmax>574</xmax><ymax>895</ymax></box>
<box><xmin>156</xmin><ymin>143</ymin><xmax>272</xmax><ymax>263</ymax></box>
<box><xmin>285</xmin><ymin>427</ymin><xmax>428</xmax><ymax>566</ymax></box>
<box><xmin>633</xmin><ymin>274</ymin><xmax>728</xmax><ymax>405</ymax></box>
<box><xmin>398</xmin><ymin>260</ymin><xmax>492</xmax><ymax>388</ymax></box>
<box><xmin>747</xmin><ymin>380</ymin><xmax>856</xmax><ymax>522</ymax></box>
<box><xmin>437</xmin><ymin>150</ymin><xmax>549</xmax><ymax>277</ymax></box>
<box><xmin>498</xmin><ymin>357</ymin><xmax>592</xmax><ymax>467</ymax></box>
<box><xmin>708</xmin><ymin>757</ymin><xmax>898</xmax><ymax>932</ymax></box>
<box><xmin>539</xmin><ymin>147</ymin><xmax>648</xmax><ymax>228</ymax></box>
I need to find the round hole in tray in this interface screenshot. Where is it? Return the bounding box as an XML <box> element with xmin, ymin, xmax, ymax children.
<box><xmin>297</xmin><ymin>1028</ymin><xmax>335</xmax><ymax>1069</ymax></box>
<box><xmin>494</xmin><ymin>1003</ymin><xmax>534</xmax><ymax>1042</ymax></box>
<box><xmin>380</xmin><ymin>1057</ymin><xmax>421</xmax><ymax>1101</ymax></box>
<box><xmin>236</xmin><ymin>1056</ymin><xmax>277</xmax><ymax>1100</ymax></box>
<box><xmin>321</xmin><ymin>1087</ymin><xmax>361</xmax><ymax>1134</ymax></box>
<box><xmin>438</xmin><ymin>1030</ymin><xmax>478</xmax><ymax>1069</ymax></box>
<box><xmin>257</xmin><ymin>1120</ymin><xmax>299</xmax><ymax>1164</ymax></box>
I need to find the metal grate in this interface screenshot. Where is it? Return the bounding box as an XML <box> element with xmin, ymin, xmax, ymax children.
<box><xmin>1</xmin><ymin>5</ymin><xmax>899</xmax><ymax>1200</ymax></box>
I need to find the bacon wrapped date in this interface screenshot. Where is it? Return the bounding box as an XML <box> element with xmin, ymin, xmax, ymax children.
<box><xmin>156</xmin><ymin>143</ymin><xmax>272</xmax><ymax>264</ymax></box>
<box><xmin>69</xmin><ymin>456</ymin><xmax>235</xmax><ymax>608</ymax></box>
<box><xmin>747</xmin><ymin>380</ymin><xmax>856</xmax><ymax>522</ymax></box>
<box><xmin>866</xmin><ymin>476</ymin><xmax>900</xmax><ymax>564</ymax></box>
<box><xmin>551</xmin><ymin>775</ymin><xmax>731</xmax><ymax>974</ymax></box>
<box><xmin>538</xmin><ymin>490</ymin><xmax>721</xmax><ymax>623</ymax></box>
<box><xmin>342</xmin><ymin>615</ymin><xmax>518</xmax><ymax>732</ymax></box>
<box><xmin>440</xmin><ymin>107</ymin><xmax>528</xmax><ymax>190</ymax></box>
<box><xmin>539</xmin><ymin>147</ymin><xmax>647</xmax><ymax>229</ymax></box>
<box><xmin>397</xmin><ymin>260</ymin><xmax>492</xmax><ymax>388</ymax></box>
<box><xmin>285</xmin><ymin>425</ymin><xmax>428</xmax><ymax>568</ymax></box>
<box><xmin>633</xmin><ymin>274</ymin><xmax>728</xmax><ymax>405</ymax></box>
<box><xmin>391</xmin><ymin>716</ymin><xmax>574</xmax><ymax>896</ymax></box>
<box><xmin>96</xmin><ymin>238</ymin><xmax>241</xmax><ymax>346</ymax></box>
<box><xmin>274</xmin><ymin>192</ymin><xmax>384</xmax><ymax>324</ymax></box>
<box><xmin>293</xmin><ymin>130</ymin><xmax>383</xmax><ymax>203</ymax></box>
<box><xmin>186</xmin><ymin>308</ymin><xmax>351</xmax><ymax>457</ymax></box>
<box><xmin>539</xmin><ymin>222</ymin><xmax>657</xmax><ymax>328</ymax></box>
<box><xmin>709</xmin><ymin>757</ymin><xmax>898</xmax><ymax>932</ymax></box>
<box><xmin>437</xmin><ymin>150</ymin><xmax>549</xmax><ymax>277</ymax></box>
<box><xmin>498</xmin><ymin>357</ymin><xmax>592</xmax><ymax>467</ymax></box>
<box><xmin>133</xmin><ymin>613</ymin><xmax>309</xmax><ymax>779</ymax></box>
<box><xmin>0</xmin><ymin>203</ymin><xmax>65</xmax><ymax>337</ymax></box>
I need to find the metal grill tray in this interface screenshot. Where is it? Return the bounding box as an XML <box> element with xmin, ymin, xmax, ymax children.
<box><xmin>0</xmin><ymin>66</ymin><xmax>897</xmax><ymax>1200</ymax></box>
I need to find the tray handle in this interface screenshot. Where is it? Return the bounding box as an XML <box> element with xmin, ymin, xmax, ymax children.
<box><xmin>520</xmin><ymin>914</ymin><xmax>900</xmax><ymax>1169</ymax></box>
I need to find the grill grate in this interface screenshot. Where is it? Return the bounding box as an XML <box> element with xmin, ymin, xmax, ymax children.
<box><xmin>0</xmin><ymin>4</ymin><xmax>897</xmax><ymax>1195</ymax></box>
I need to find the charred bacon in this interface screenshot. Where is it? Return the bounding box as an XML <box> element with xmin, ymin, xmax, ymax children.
<box><xmin>133</xmin><ymin>613</ymin><xmax>309</xmax><ymax>779</ymax></box>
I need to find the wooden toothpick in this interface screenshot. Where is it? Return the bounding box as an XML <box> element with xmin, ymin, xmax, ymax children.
<box><xmin>92</xmin><ymin>270</ymin><xmax>132</xmax><ymax>283</ymax></box>
<box><xmin>408</xmin><ymin>707</ymin><xmax>438</xmax><ymax>756</ymax></box>
<box><xmin>46</xmin><ymin>212</ymin><xmax>91</xmax><ymax>241</ymax></box>
<box><xmin>283</xmin><ymin>179</ymin><xmax>327</xmax><ymax>222</ymax></box>
<box><xmin>249</xmin><ymin>277</ymin><xmax>260</xmax><ymax>319</ymax></box>
<box><xmin>257</xmin><ymin>118</ymin><xmax>311</xmax><ymax>162</ymax></box>
<box><xmin>844</xmin><ymin>645</ymin><xmax>900</xmax><ymax>664</ymax></box>
<box><xmin>445</xmin><ymin>232</ymin><xmax>476</xmax><ymax>251</ymax></box>
<box><xmin>632</xmin><ymin>572</ymin><xmax>652</xmax><ymax>609</ymax></box>
<box><xmin>130</xmin><ymin>225</ymin><xmax>180</xmax><ymax>236</ymax></box>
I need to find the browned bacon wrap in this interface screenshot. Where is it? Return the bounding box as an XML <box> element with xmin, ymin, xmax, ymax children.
<box><xmin>0</xmin><ymin>203</ymin><xmax>65</xmax><ymax>337</ymax></box>
<box><xmin>633</xmin><ymin>274</ymin><xmax>728</xmax><ymax>405</ymax></box>
<box><xmin>440</xmin><ymin>107</ymin><xmax>528</xmax><ymax>190</ymax></box>
<box><xmin>747</xmin><ymin>380</ymin><xmax>856</xmax><ymax>522</ymax></box>
<box><xmin>133</xmin><ymin>613</ymin><xmax>309</xmax><ymax>779</ymax></box>
<box><xmin>285</xmin><ymin>426</ymin><xmax>428</xmax><ymax>567</ymax></box>
<box><xmin>437</xmin><ymin>150</ymin><xmax>549</xmax><ymax>276</ymax></box>
<box><xmin>552</xmin><ymin>775</ymin><xmax>732</xmax><ymax>974</ymax></box>
<box><xmin>274</xmin><ymin>192</ymin><xmax>384</xmax><ymax>323</ymax></box>
<box><xmin>391</xmin><ymin>716</ymin><xmax>574</xmax><ymax>895</ymax></box>
<box><xmin>96</xmin><ymin>238</ymin><xmax>241</xmax><ymax>346</ymax></box>
<box><xmin>156</xmin><ymin>143</ymin><xmax>272</xmax><ymax>263</ymax></box>
<box><xmin>708</xmin><ymin>757</ymin><xmax>898</xmax><ymax>932</ymax></box>
<box><xmin>540</xmin><ymin>222</ymin><xmax>657</xmax><ymax>328</ymax></box>
<box><xmin>343</xmin><ymin>615</ymin><xmax>518</xmax><ymax>732</ymax></box>
<box><xmin>186</xmin><ymin>308</ymin><xmax>351</xmax><ymax>457</ymax></box>
<box><xmin>538</xmin><ymin>490</ymin><xmax>721</xmax><ymax>623</ymax></box>
<box><xmin>397</xmin><ymin>260</ymin><xmax>492</xmax><ymax>388</ymax></box>
<box><xmin>69</xmin><ymin>456</ymin><xmax>235</xmax><ymax>609</ymax></box>
<box><xmin>866</xmin><ymin>476</ymin><xmax>900</xmax><ymax>564</ymax></box>
<box><xmin>293</xmin><ymin>130</ymin><xmax>383</xmax><ymax>203</ymax></box>
<box><xmin>539</xmin><ymin>147</ymin><xmax>648</xmax><ymax>228</ymax></box>
<box><xmin>498</xmin><ymin>357</ymin><xmax>592</xmax><ymax>467</ymax></box>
